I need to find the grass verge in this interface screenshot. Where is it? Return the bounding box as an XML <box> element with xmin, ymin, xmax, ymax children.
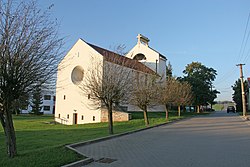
<box><xmin>0</xmin><ymin>111</ymin><xmax>209</xmax><ymax>167</ymax></box>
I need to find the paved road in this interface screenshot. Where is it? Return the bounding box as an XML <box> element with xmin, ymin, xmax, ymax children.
<box><xmin>75</xmin><ymin>111</ymin><xmax>250</xmax><ymax>167</ymax></box>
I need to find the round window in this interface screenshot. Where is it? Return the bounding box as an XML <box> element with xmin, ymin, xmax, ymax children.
<box><xmin>71</xmin><ymin>66</ymin><xmax>84</xmax><ymax>85</ymax></box>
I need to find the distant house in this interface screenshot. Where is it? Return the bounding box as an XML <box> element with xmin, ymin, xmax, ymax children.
<box><xmin>55</xmin><ymin>34</ymin><xmax>167</xmax><ymax>125</ymax></box>
<box><xmin>21</xmin><ymin>91</ymin><xmax>55</xmax><ymax>114</ymax></box>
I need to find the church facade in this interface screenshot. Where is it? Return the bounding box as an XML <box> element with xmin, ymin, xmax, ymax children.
<box><xmin>55</xmin><ymin>34</ymin><xmax>167</xmax><ymax>125</ymax></box>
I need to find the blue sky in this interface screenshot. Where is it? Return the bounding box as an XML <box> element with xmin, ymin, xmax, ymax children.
<box><xmin>39</xmin><ymin>0</ymin><xmax>250</xmax><ymax>101</ymax></box>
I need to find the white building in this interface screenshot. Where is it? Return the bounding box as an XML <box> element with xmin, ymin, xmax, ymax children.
<box><xmin>126</xmin><ymin>34</ymin><xmax>166</xmax><ymax>81</ymax></box>
<box><xmin>21</xmin><ymin>92</ymin><xmax>55</xmax><ymax>114</ymax></box>
<box><xmin>55</xmin><ymin>34</ymin><xmax>167</xmax><ymax>125</ymax></box>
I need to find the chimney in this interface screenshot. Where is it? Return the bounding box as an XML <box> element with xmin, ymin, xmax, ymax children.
<box><xmin>137</xmin><ymin>34</ymin><xmax>150</xmax><ymax>47</ymax></box>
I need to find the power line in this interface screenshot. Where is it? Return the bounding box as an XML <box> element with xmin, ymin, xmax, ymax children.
<box><xmin>238</xmin><ymin>12</ymin><xmax>250</xmax><ymax>62</ymax></box>
<box><xmin>215</xmin><ymin>13</ymin><xmax>250</xmax><ymax>86</ymax></box>
<box><xmin>243</xmin><ymin>44</ymin><xmax>250</xmax><ymax>62</ymax></box>
<box><xmin>214</xmin><ymin>68</ymin><xmax>238</xmax><ymax>85</ymax></box>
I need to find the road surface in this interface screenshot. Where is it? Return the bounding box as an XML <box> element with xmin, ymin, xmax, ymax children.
<box><xmin>75</xmin><ymin>111</ymin><xmax>250</xmax><ymax>167</ymax></box>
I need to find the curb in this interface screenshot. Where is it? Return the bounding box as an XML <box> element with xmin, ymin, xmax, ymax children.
<box><xmin>68</xmin><ymin>116</ymin><xmax>193</xmax><ymax>149</ymax></box>
<box><xmin>61</xmin><ymin>158</ymin><xmax>94</xmax><ymax>167</ymax></box>
<box><xmin>63</xmin><ymin>116</ymin><xmax>197</xmax><ymax>167</ymax></box>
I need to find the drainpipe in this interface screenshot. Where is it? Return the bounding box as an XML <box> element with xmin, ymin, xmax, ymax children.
<box><xmin>156</xmin><ymin>59</ymin><xmax>158</xmax><ymax>73</ymax></box>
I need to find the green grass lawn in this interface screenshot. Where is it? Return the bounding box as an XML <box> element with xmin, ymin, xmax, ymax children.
<box><xmin>0</xmin><ymin>111</ymin><xmax>209</xmax><ymax>167</ymax></box>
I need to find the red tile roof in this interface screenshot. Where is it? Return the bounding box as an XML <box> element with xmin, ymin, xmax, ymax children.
<box><xmin>88</xmin><ymin>43</ymin><xmax>156</xmax><ymax>75</ymax></box>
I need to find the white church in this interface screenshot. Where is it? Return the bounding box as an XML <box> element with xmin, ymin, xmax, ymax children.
<box><xmin>55</xmin><ymin>34</ymin><xmax>167</xmax><ymax>125</ymax></box>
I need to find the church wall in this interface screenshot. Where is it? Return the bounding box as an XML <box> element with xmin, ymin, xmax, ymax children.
<box><xmin>126</xmin><ymin>42</ymin><xmax>166</xmax><ymax>82</ymax></box>
<box><xmin>159</xmin><ymin>57</ymin><xmax>167</xmax><ymax>80</ymax></box>
<box><xmin>101</xmin><ymin>109</ymin><xmax>131</xmax><ymax>122</ymax></box>
<box><xmin>55</xmin><ymin>39</ymin><xmax>103</xmax><ymax>125</ymax></box>
<box><xmin>55</xmin><ymin>36</ymin><xmax>167</xmax><ymax>125</ymax></box>
<box><xmin>127</xmin><ymin>104</ymin><xmax>165</xmax><ymax>112</ymax></box>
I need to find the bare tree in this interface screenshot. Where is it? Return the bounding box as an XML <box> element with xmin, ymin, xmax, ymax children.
<box><xmin>158</xmin><ymin>78</ymin><xmax>178</xmax><ymax>121</ymax></box>
<box><xmin>129</xmin><ymin>73</ymin><xmax>159</xmax><ymax>126</ymax></box>
<box><xmin>174</xmin><ymin>81</ymin><xmax>193</xmax><ymax>117</ymax></box>
<box><xmin>79</xmin><ymin>55</ymin><xmax>133</xmax><ymax>134</ymax></box>
<box><xmin>0</xmin><ymin>0</ymin><xmax>63</xmax><ymax>158</ymax></box>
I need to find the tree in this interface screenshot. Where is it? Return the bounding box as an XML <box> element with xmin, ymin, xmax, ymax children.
<box><xmin>158</xmin><ymin>77</ymin><xmax>178</xmax><ymax>121</ymax></box>
<box><xmin>130</xmin><ymin>74</ymin><xmax>159</xmax><ymax>126</ymax></box>
<box><xmin>11</xmin><ymin>93</ymin><xmax>29</xmax><ymax>115</ymax></box>
<box><xmin>80</xmin><ymin>55</ymin><xmax>133</xmax><ymax>135</ymax></box>
<box><xmin>0</xmin><ymin>0</ymin><xmax>63</xmax><ymax>158</ymax></box>
<box><xmin>30</xmin><ymin>86</ymin><xmax>43</xmax><ymax>115</ymax></box>
<box><xmin>174</xmin><ymin>81</ymin><xmax>193</xmax><ymax>117</ymax></box>
<box><xmin>181</xmin><ymin>62</ymin><xmax>218</xmax><ymax>113</ymax></box>
<box><xmin>166</xmin><ymin>61</ymin><xmax>173</xmax><ymax>80</ymax></box>
<box><xmin>232</xmin><ymin>79</ymin><xmax>248</xmax><ymax>112</ymax></box>
<box><xmin>208</xmin><ymin>88</ymin><xmax>220</xmax><ymax>110</ymax></box>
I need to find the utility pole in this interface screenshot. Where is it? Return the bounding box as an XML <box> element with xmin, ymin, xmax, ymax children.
<box><xmin>236</xmin><ymin>64</ymin><xmax>247</xmax><ymax>117</ymax></box>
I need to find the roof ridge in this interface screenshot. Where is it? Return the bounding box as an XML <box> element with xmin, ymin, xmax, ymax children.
<box><xmin>87</xmin><ymin>42</ymin><xmax>156</xmax><ymax>75</ymax></box>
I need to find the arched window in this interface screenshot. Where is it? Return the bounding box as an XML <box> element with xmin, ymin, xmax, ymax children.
<box><xmin>133</xmin><ymin>53</ymin><xmax>146</xmax><ymax>61</ymax></box>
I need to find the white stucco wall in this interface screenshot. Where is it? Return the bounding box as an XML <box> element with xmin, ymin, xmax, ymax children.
<box><xmin>55</xmin><ymin>39</ymin><xmax>103</xmax><ymax>125</ymax></box>
<box><xmin>126</xmin><ymin>42</ymin><xmax>166</xmax><ymax>81</ymax></box>
<box><xmin>55</xmin><ymin>37</ymin><xmax>167</xmax><ymax>125</ymax></box>
<box><xmin>159</xmin><ymin>57</ymin><xmax>166</xmax><ymax>80</ymax></box>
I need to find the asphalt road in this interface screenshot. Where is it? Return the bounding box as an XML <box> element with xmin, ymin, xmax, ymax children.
<box><xmin>75</xmin><ymin>111</ymin><xmax>250</xmax><ymax>167</ymax></box>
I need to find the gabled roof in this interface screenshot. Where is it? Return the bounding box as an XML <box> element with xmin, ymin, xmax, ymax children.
<box><xmin>149</xmin><ymin>46</ymin><xmax>167</xmax><ymax>60</ymax></box>
<box><xmin>87</xmin><ymin>43</ymin><xmax>156</xmax><ymax>75</ymax></box>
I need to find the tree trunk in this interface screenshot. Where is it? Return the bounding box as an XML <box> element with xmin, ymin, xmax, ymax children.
<box><xmin>143</xmin><ymin>106</ymin><xmax>149</xmax><ymax>126</ymax></box>
<box><xmin>107</xmin><ymin>104</ymin><xmax>114</xmax><ymax>135</ymax></box>
<box><xmin>197</xmin><ymin>105</ymin><xmax>200</xmax><ymax>113</ymax></box>
<box><xmin>3</xmin><ymin>100</ymin><xmax>17</xmax><ymax>158</ymax></box>
<box><xmin>0</xmin><ymin>112</ymin><xmax>6</xmax><ymax>135</ymax></box>
<box><xmin>165</xmin><ymin>104</ymin><xmax>169</xmax><ymax>121</ymax></box>
<box><xmin>183</xmin><ymin>106</ymin><xmax>186</xmax><ymax>112</ymax></box>
<box><xmin>178</xmin><ymin>105</ymin><xmax>181</xmax><ymax>117</ymax></box>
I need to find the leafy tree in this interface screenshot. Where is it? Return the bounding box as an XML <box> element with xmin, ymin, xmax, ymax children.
<box><xmin>208</xmin><ymin>88</ymin><xmax>220</xmax><ymax>109</ymax></box>
<box><xmin>0</xmin><ymin>0</ymin><xmax>63</xmax><ymax>157</ymax></box>
<box><xmin>232</xmin><ymin>79</ymin><xmax>248</xmax><ymax>112</ymax></box>
<box><xmin>30</xmin><ymin>86</ymin><xmax>43</xmax><ymax>115</ymax></box>
<box><xmin>166</xmin><ymin>61</ymin><xmax>173</xmax><ymax>79</ymax></box>
<box><xmin>181</xmin><ymin>62</ymin><xmax>218</xmax><ymax>113</ymax></box>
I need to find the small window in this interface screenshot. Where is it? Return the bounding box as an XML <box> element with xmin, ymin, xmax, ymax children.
<box><xmin>88</xmin><ymin>94</ymin><xmax>90</xmax><ymax>99</ymax></box>
<box><xmin>63</xmin><ymin>95</ymin><xmax>66</xmax><ymax>100</ymax></box>
<box><xmin>53</xmin><ymin>96</ymin><xmax>56</xmax><ymax>101</ymax></box>
<box><xmin>67</xmin><ymin>114</ymin><xmax>69</xmax><ymax>119</ymax></box>
<box><xmin>43</xmin><ymin>106</ymin><xmax>50</xmax><ymax>111</ymax></box>
<box><xmin>81</xmin><ymin>115</ymin><xmax>84</xmax><ymax>120</ymax></box>
<box><xmin>58</xmin><ymin>114</ymin><xmax>60</xmax><ymax>118</ymax></box>
<box><xmin>93</xmin><ymin>116</ymin><xmax>95</xmax><ymax>121</ymax></box>
<box><xmin>44</xmin><ymin>95</ymin><xmax>51</xmax><ymax>100</ymax></box>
